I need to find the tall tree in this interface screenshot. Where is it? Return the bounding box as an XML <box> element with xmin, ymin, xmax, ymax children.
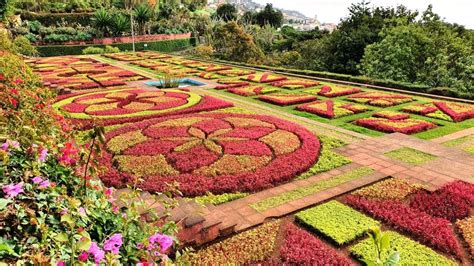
<box><xmin>255</xmin><ymin>4</ymin><xmax>283</xmax><ymax>28</ymax></box>
<box><xmin>216</xmin><ymin>3</ymin><xmax>237</xmax><ymax>22</ymax></box>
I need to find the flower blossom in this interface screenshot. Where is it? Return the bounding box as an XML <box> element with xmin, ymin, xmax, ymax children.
<box><xmin>148</xmin><ymin>233</ymin><xmax>173</xmax><ymax>253</ymax></box>
<box><xmin>2</xmin><ymin>182</ymin><xmax>24</xmax><ymax>198</ymax></box>
<box><xmin>88</xmin><ymin>242</ymin><xmax>105</xmax><ymax>264</ymax></box>
<box><xmin>32</xmin><ymin>176</ymin><xmax>43</xmax><ymax>184</ymax></box>
<box><xmin>39</xmin><ymin>148</ymin><xmax>48</xmax><ymax>162</ymax></box>
<box><xmin>38</xmin><ymin>179</ymin><xmax>50</xmax><ymax>189</ymax></box>
<box><xmin>103</xmin><ymin>233</ymin><xmax>123</xmax><ymax>255</ymax></box>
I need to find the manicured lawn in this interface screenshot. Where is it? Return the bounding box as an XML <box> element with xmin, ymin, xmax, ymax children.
<box><xmin>384</xmin><ymin>148</ymin><xmax>437</xmax><ymax>165</ymax></box>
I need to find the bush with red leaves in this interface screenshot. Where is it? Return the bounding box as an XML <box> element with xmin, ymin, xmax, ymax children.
<box><xmin>409</xmin><ymin>190</ymin><xmax>471</xmax><ymax>222</ymax></box>
<box><xmin>440</xmin><ymin>181</ymin><xmax>474</xmax><ymax>204</ymax></box>
<box><xmin>279</xmin><ymin>223</ymin><xmax>353</xmax><ymax>265</ymax></box>
<box><xmin>345</xmin><ymin>195</ymin><xmax>462</xmax><ymax>257</ymax></box>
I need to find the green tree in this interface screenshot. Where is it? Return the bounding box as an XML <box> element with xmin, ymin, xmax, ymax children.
<box><xmin>212</xmin><ymin>21</ymin><xmax>264</xmax><ymax>63</ymax></box>
<box><xmin>92</xmin><ymin>8</ymin><xmax>113</xmax><ymax>37</ymax></box>
<box><xmin>216</xmin><ymin>4</ymin><xmax>237</xmax><ymax>22</ymax></box>
<box><xmin>134</xmin><ymin>4</ymin><xmax>153</xmax><ymax>35</ymax></box>
<box><xmin>111</xmin><ymin>13</ymin><xmax>130</xmax><ymax>36</ymax></box>
<box><xmin>255</xmin><ymin>3</ymin><xmax>283</xmax><ymax>28</ymax></box>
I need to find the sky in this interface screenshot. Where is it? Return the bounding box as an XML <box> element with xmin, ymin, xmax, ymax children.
<box><xmin>253</xmin><ymin>0</ymin><xmax>474</xmax><ymax>28</ymax></box>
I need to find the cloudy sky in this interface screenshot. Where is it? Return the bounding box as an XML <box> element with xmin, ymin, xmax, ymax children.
<box><xmin>253</xmin><ymin>0</ymin><xmax>474</xmax><ymax>28</ymax></box>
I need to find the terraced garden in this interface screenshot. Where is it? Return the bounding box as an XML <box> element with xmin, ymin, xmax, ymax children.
<box><xmin>18</xmin><ymin>51</ymin><xmax>474</xmax><ymax>264</ymax></box>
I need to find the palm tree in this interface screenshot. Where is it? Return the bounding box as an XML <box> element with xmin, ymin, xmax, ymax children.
<box><xmin>92</xmin><ymin>9</ymin><xmax>113</xmax><ymax>37</ymax></box>
<box><xmin>134</xmin><ymin>4</ymin><xmax>153</xmax><ymax>35</ymax></box>
<box><xmin>111</xmin><ymin>14</ymin><xmax>130</xmax><ymax>37</ymax></box>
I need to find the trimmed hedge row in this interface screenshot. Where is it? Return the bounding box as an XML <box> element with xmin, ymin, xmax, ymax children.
<box><xmin>194</xmin><ymin>57</ymin><xmax>474</xmax><ymax>100</ymax></box>
<box><xmin>37</xmin><ymin>38</ymin><xmax>196</xmax><ymax>57</ymax></box>
<box><xmin>21</xmin><ymin>11</ymin><xmax>95</xmax><ymax>27</ymax></box>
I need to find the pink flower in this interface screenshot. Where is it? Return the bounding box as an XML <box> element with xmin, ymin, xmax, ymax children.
<box><xmin>39</xmin><ymin>148</ymin><xmax>48</xmax><ymax>162</ymax></box>
<box><xmin>89</xmin><ymin>242</ymin><xmax>105</xmax><ymax>264</ymax></box>
<box><xmin>137</xmin><ymin>262</ymin><xmax>153</xmax><ymax>266</ymax></box>
<box><xmin>78</xmin><ymin>252</ymin><xmax>89</xmax><ymax>262</ymax></box>
<box><xmin>0</xmin><ymin>142</ymin><xmax>8</xmax><ymax>151</ymax></box>
<box><xmin>103</xmin><ymin>233</ymin><xmax>123</xmax><ymax>255</ymax></box>
<box><xmin>59</xmin><ymin>142</ymin><xmax>77</xmax><ymax>165</ymax></box>
<box><xmin>9</xmin><ymin>140</ymin><xmax>19</xmax><ymax>149</ymax></box>
<box><xmin>149</xmin><ymin>233</ymin><xmax>173</xmax><ymax>252</ymax></box>
<box><xmin>60</xmin><ymin>208</ymin><xmax>68</xmax><ymax>215</ymax></box>
<box><xmin>38</xmin><ymin>179</ymin><xmax>50</xmax><ymax>189</ymax></box>
<box><xmin>32</xmin><ymin>176</ymin><xmax>43</xmax><ymax>184</ymax></box>
<box><xmin>78</xmin><ymin>207</ymin><xmax>87</xmax><ymax>216</ymax></box>
<box><xmin>57</xmin><ymin>261</ymin><xmax>66</xmax><ymax>266</ymax></box>
<box><xmin>2</xmin><ymin>182</ymin><xmax>24</xmax><ymax>198</ymax></box>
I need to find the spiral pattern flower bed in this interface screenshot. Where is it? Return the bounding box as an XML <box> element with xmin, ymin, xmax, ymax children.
<box><xmin>348</xmin><ymin>92</ymin><xmax>413</xmax><ymax>107</ymax></box>
<box><xmin>297</xmin><ymin>100</ymin><xmax>369</xmax><ymax>119</ymax></box>
<box><xmin>258</xmin><ymin>94</ymin><xmax>318</xmax><ymax>106</ymax></box>
<box><xmin>99</xmin><ymin>113</ymin><xmax>321</xmax><ymax>196</ymax></box>
<box><xmin>53</xmin><ymin>88</ymin><xmax>233</xmax><ymax>128</ymax></box>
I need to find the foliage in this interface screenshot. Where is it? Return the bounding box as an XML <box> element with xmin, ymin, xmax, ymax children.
<box><xmin>12</xmin><ymin>36</ymin><xmax>38</xmax><ymax>56</ymax></box>
<box><xmin>212</xmin><ymin>21</ymin><xmax>264</xmax><ymax>63</ymax></box>
<box><xmin>193</xmin><ymin>192</ymin><xmax>249</xmax><ymax>206</ymax></box>
<box><xmin>104</xmin><ymin>45</ymin><xmax>120</xmax><ymax>53</ymax></box>
<box><xmin>190</xmin><ymin>220</ymin><xmax>281</xmax><ymax>265</ymax></box>
<box><xmin>82</xmin><ymin>46</ymin><xmax>105</xmax><ymax>54</ymax></box>
<box><xmin>384</xmin><ymin>148</ymin><xmax>436</xmax><ymax>165</ymax></box>
<box><xmin>254</xmin><ymin>4</ymin><xmax>283</xmax><ymax>28</ymax></box>
<box><xmin>215</xmin><ymin>4</ymin><xmax>237</xmax><ymax>22</ymax></box>
<box><xmin>258</xmin><ymin>93</ymin><xmax>317</xmax><ymax>106</ymax></box>
<box><xmin>191</xmin><ymin>44</ymin><xmax>213</xmax><ymax>58</ymax></box>
<box><xmin>351</xmin><ymin>231</ymin><xmax>456</xmax><ymax>265</ymax></box>
<box><xmin>295</xmin><ymin>200</ymin><xmax>379</xmax><ymax>245</ymax></box>
<box><xmin>362</xmin><ymin>227</ymin><xmax>400</xmax><ymax>266</ymax></box>
<box><xmin>409</xmin><ymin>189</ymin><xmax>471</xmax><ymax>221</ymax></box>
<box><xmin>355</xmin><ymin>117</ymin><xmax>436</xmax><ymax>135</ymax></box>
<box><xmin>346</xmin><ymin>195</ymin><xmax>462</xmax><ymax>257</ymax></box>
<box><xmin>352</xmin><ymin>177</ymin><xmax>423</xmax><ymax>200</ymax></box>
<box><xmin>111</xmin><ymin>14</ymin><xmax>130</xmax><ymax>37</ymax></box>
<box><xmin>456</xmin><ymin>216</ymin><xmax>474</xmax><ymax>257</ymax></box>
<box><xmin>250</xmin><ymin>166</ymin><xmax>374</xmax><ymax>212</ymax></box>
<box><xmin>92</xmin><ymin>8</ymin><xmax>113</xmax><ymax>37</ymax></box>
<box><xmin>280</xmin><ymin>223</ymin><xmax>353</xmax><ymax>265</ymax></box>
<box><xmin>0</xmin><ymin>0</ymin><xmax>15</xmax><ymax>21</ymax></box>
<box><xmin>359</xmin><ymin>6</ymin><xmax>474</xmax><ymax>95</ymax></box>
<box><xmin>134</xmin><ymin>4</ymin><xmax>153</xmax><ymax>35</ymax></box>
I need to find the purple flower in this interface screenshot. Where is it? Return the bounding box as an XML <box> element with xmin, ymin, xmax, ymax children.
<box><xmin>0</xmin><ymin>142</ymin><xmax>8</xmax><ymax>151</ymax></box>
<box><xmin>89</xmin><ymin>242</ymin><xmax>105</xmax><ymax>264</ymax></box>
<box><xmin>103</xmin><ymin>233</ymin><xmax>123</xmax><ymax>255</ymax></box>
<box><xmin>32</xmin><ymin>176</ymin><xmax>43</xmax><ymax>184</ymax></box>
<box><xmin>149</xmin><ymin>233</ymin><xmax>173</xmax><ymax>252</ymax></box>
<box><xmin>39</xmin><ymin>148</ymin><xmax>48</xmax><ymax>162</ymax></box>
<box><xmin>2</xmin><ymin>182</ymin><xmax>24</xmax><ymax>198</ymax></box>
<box><xmin>38</xmin><ymin>179</ymin><xmax>50</xmax><ymax>189</ymax></box>
<box><xmin>1</xmin><ymin>140</ymin><xmax>20</xmax><ymax>152</ymax></box>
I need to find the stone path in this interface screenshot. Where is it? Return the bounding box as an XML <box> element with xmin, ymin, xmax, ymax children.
<box><xmin>96</xmin><ymin>55</ymin><xmax>474</xmax><ymax>246</ymax></box>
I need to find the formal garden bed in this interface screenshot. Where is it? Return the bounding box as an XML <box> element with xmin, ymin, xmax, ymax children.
<box><xmin>2</xmin><ymin>49</ymin><xmax>473</xmax><ymax>264</ymax></box>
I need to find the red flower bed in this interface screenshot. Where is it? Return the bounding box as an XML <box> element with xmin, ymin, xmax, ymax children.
<box><xmin>99</xmin><ymin>113</ymin><xmax>321</xmax><ymax>196</ymax></box>
<box><xmin>270</xmin><ymin>79</ymin><xmax>319</xmax><ymax>90</ymax></box>
<box><xmin>373</xmin><ymin>111</ymin><xmax>410</xmax><ymax>120</ymax></box>
<box><xmin>409</xmin><ymin>189</ymin><xmax>471</xmax><ymax>221</ymax></box>
<box><xmin>434</xmin><ymin>101</ymin><xmax>474</xmax><ymax>122</ymax></box>
<box><xmin>196</xmin><ymin>72</ymin><xmax>219</xmax><ymax>80</ymax></box>
<box><xmin>217</xmin><ymin>69</ymin><xmax>255</xmax><ymax>77</ymax></box>
<box><xmin>355</xmin><ymin>117</ymin><xmax>435</xmax><ymax>134</ymax></box>
<box><xmin>258</xmin><ymin>94</ymin><xmax>318</xmax><ymax>106</ymax></box>
<box><xmin>297</xmin><ymin>100</ymin><xmax>368</xmax><ymax>119</ymax></box>
<box><xmin>348</xmin><ymin>92</ymin><xmax>413</xmax><ymax>107</ymax></box>
<box><xmin>55</xmin><ymin>89</ymin><xmax>233</xmax><ymax>129</ymax></box>
<box><xmin>440</xmin><ymin>181</ymin><xmax>474</xmax><ymax>205</ymax></box>
<box><xmin>402</xmin><ymin>103</ymin><xmax>439</xmax><ymax>115</ymax></box>
<box><xmin>215</xmin><ymin>79</ymin><xmax>249</xmax><ymax>90</ymax></box>
<box><xmin>241</xmin><ymin>72</ymin><xmax>287</xmax><ymax>83</ymax></box>
<box><xmin>345</xmin><ymin>195</ymin><xmax>462</xmax><ymax>257</ymax></box>
<box><xmin>317</xmin><ymin>85</ymin><xmax>361</xmax><ymax>97</ymax></box>
<box><xmin>279</xmin><ymin>223</ymin><xmax>353</xmax><ymax>265</ymax></box>
<box><xmin>227</xmin><ymin>86</ymin><xmax>279</xmax><ymax>97</ymax></box>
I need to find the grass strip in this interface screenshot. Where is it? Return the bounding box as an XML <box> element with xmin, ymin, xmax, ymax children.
<box><xmin>295</xmin><ymin>200</ymin><xmax>379</xmax><ymax>245</ymax></box>
<box><xmin>350</xmin><ymin>231</ymin><xmax>456</xmax><ymax>265</ymax></box>
<box><xmin>251</xmin><ymin>166</ymin><xmax>374</xmax><ymax>212</ymax></box>
<box><xmin>384</xmin><ymin>147</ymin><xmax>436</xmax><ymax>165</ymax></box>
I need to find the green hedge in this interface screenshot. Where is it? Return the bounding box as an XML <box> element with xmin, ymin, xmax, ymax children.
<box><xmin>21</xmin><ymin>11</ymin><xmax>95</xmax><ymax>27</ymax></box>
<box><xmin>195</xmin><ymin>58</ymin><xmax>473</xmax><ymax>100</ymax></box>
<box><xmin>37</xmin><ymin>38</ymin><xmax>196</xmax><ymax>57</ymax></box>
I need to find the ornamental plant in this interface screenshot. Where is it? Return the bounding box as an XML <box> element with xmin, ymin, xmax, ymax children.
<box><xmin>0</xmin><ymin>51</ymin><xmax>185</xmax><ymax>264</ymax></box>
<box><xmin>362</xmin><ymin>227</ymin><xmax>400</xmax><ymax>266</ymax></box>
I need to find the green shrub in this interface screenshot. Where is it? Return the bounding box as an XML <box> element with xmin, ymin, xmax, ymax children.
<box><xmin>37</xmin><ymin>38</ymin><xmax>195</xmax><ymax>56</ymax></box>
<box><xmin>20</xmin><ymin>11</ymin><xmax>95</xmax><ymax>27</ymax></box>
<box><xmin>295</xmin><ymin>200</ymin><xmax>379</xmax><ymax>245</ymax></box>
<box><xmin>104</xmin><ymin>45</ymin><xmax>120</xmax><ymax>53</ymax></box>
<box><xmin>351</xmin><ymin>231</ymin><xmax>456</xmax><ymax>265</ymax></box>
<box><xmin>12</xmin><ymin>36</ymin><xmax>38</xmax><ymax>56</ymax></box>
<box><xmin>384</xmin><ymin>148</ymin><xmax>436</xmax><ymax>166</ymax></box>
<box><xmin>82</xmin><ymin>46</ymin><xmax>104</xmax><ymax>54</ymax></box>
<box><xmin>193</xmin><ymin>192</ymin><xmax>249</xmax><ymax>205</ymax></box>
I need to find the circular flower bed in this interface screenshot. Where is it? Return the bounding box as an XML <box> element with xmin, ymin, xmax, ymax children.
<box><xmin>99</xmin><ymin>113</ymin><xmax>321</xmax><ymax>196</ymax></box>
<box><xmin>53</xmin><ymin>88</ymin><xmax>233</xmax><ymax>127</ymax></box>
